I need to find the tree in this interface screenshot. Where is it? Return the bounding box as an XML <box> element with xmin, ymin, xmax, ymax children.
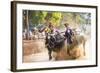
<box><xmin>72</xmin><ymin>13</ymin><xmax>86</xmax><ymax>25</ymax></box>
<box><xmin>61</xmin><ymin>12</ymin><xmax>88</xmax><ymax>27</ymax></box>
<box><xmin>28</xmin><ymin>10</ymin><xmax>47</xmax><ymax>26</ymax></box>
<box><xmin>23</xmin><ymin>10</ymin><xmax>30</xmax><ymax>40</ymax></box>
<box><xmin>80</xmin><ymin>13</ymin><xmax>91</xmax><ymax>24</ymax></box>
<box><xmin>45</xmin><ymin>12</ymin><xmax>62</xmax><ymax>27</ymax></box>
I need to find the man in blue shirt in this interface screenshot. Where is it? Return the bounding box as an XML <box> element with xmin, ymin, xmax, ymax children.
<box><xmin>64</xmin><ymin>23</ymin><xmax>73</xmax><ymax>45</ymax></box>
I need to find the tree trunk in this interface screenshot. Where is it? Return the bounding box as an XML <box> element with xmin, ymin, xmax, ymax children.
<box><xmin>26</xmin><ymin>10</ymin><xmax>30</xmax><ymax>40</ymax></box>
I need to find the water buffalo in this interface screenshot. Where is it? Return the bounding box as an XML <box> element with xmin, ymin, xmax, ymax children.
<box><xmin>45</xmin><ymin>31</ymin><xmax>86</xmax><ymax>60</ymax></box>
<box><xmin>67</xmin><ymin>33</ymin><xmax>86</xmax><ymax>59</ymax></box>
<box><xmin>45</xmin><ymin>33</ymin><xmax>66</xmax><ymax>60</ymax></box>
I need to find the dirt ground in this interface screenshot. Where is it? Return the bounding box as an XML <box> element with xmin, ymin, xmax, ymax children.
<box><xmin>23</xmin><ymin>38</ymin><xmax>90</xmax><ymax>63</ymax></box>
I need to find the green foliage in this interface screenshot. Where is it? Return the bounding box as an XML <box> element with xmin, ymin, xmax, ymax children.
<box><xmin>61</xmin><ymin>13</ymin><xmax>73</xmax><ymax>24</ymax></box>
<box><xmin>61</xmin><ymin>12</ymin><xmax>90</xmax><ymax>27</ymax></box>
<box><xmin>25</xmin><ymin>10</ymin><xmax>91</xmax><ymax>28</ymax></box>
<box><xmin>72</xmin><ymin>13</ymin><xmax>85</xmax><ymax>25</ymax></box>
<box><xmin>45</xmin><ymin>12</ymin><xmax>62</xmax><ymax>27</ymax></box>
<box><xmin>28</xmin><ymin>11</ymin><xmax>47</xmax><ymax>26</ymax></box>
